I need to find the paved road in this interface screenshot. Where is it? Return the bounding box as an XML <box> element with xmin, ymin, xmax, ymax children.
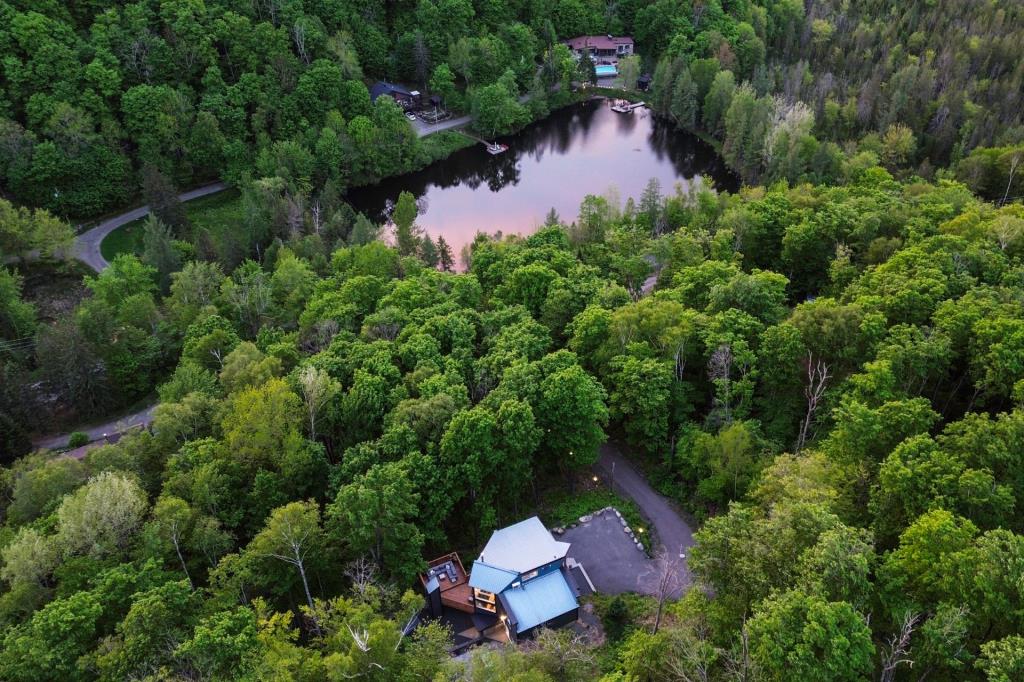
<box><xmin>595</xmin><ymin>443</ymin><xmax>695</xmax><ymax>583</ymax></box>
<box><xmin>35</xmin><ymin>185</ymin><xmax>228</xmax><ymax>448</ymax></box>
<box><xmin>72</xmin><ymin>182</ymin><xmax>228</xmax><ymax>272</ymax></box>
<box><xmin>412</xmin><ymin>93</ymin><xmax>533</xmax><ymax>139</ymax></box>
<box><xmin>33</xmin><ymin>405</ymin><xmax>157</xmax><ymax>451</ymax></box>
<box><xmin>46</xmin><ymin>113</ymin><xmax>464</xmax><ymax>449</ymax></box>
<box><xmin>71</xmin><ymin>106</ymin><xmax>473</xmax><ymax>273</ymax></box>
<box><xmin>413</xmin><ymin>113</ymin><xmax>473</xmax><ymax>137</ymax></box>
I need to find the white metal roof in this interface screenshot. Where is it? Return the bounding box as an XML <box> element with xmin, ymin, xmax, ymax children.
<box><xmin>477</xmin><ymin>516</ymin><xmax>570</xmax><ymax>575</ymax></box>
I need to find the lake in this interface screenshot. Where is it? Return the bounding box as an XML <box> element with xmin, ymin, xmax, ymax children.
<box><xmin>348</xmin><ymin>98</ymin><xmax>738</xmax><ymax>259</ymax></box>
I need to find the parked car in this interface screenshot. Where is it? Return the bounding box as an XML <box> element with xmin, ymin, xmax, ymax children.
<box><xmin>406</xmin><ymin>112</ymin><xmax>418</xmax><ymax>121</ymax></box>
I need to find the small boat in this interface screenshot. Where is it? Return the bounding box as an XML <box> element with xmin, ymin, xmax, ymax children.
<box><xmin>486</xmin><ymin>142</ymin><xmax>509</xmax><ymax>155</ymax></box>
<box><xmin>611</xmin><ymin>99</ymin><xmax>646</xmax><ymax>113</ymax></box>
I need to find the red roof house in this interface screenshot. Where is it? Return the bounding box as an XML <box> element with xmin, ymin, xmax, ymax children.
<box><xmin>564</xmin><ymin>35</ymin><xmax>634</xmax><ymax>61</ymax></box>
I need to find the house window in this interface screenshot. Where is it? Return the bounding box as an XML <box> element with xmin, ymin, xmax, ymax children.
<box><xmin>474</xmin><ymin>588</ymin><xmax>497</xmax><ymax>612</ymax></box>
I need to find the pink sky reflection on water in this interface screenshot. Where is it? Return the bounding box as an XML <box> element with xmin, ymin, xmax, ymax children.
<box><xmin>348</xmin><ymin>99</ymin><xmax>736</xmax><ymax>259</ymax></box>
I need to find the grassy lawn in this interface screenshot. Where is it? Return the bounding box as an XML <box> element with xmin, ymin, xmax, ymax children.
<box><xmin>590</xmin><ymin>86</ymin><xmax>647</xmax><ymax>103</ymax></box>
<box><xmin>101</xmin><ymin>188</ymin><xmax>243</xmax><ymax>261</ymax></box>
<box><xmin>101</xmin><ymin>133</ymin><xmax>474</xmax><ymax>261</ymax></box>
<box><xmin>185</xmin><ymin>188</ymin><xmax>245</xmax><ymax>245</ymax></box>
<box><xmin>100</xmin><ymin>220</ymin><xmax>147</xmax><ymax>261</ymax></box>
<box><xmin>419</xmin><ymin>130</ymin><xmax>475</xmax><ymax>164</ymax></box>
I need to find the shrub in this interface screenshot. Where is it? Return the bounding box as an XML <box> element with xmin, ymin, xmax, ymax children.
<box><xmin>67</xmin><ymin>432</ymin><xmax>90</xmax><ymax>448</ymax></box>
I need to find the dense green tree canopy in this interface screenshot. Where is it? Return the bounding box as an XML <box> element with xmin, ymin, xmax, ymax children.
<box><xmin>2</xmin><ymin>1</ymin><xmax>1024</xmax><ymax>679</ymax></box>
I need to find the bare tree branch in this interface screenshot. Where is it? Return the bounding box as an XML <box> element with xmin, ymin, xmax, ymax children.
<box><xmin>796</xmin><ymin>351</ymin><xmax>831</xmax><ymax>452</ymax></box>
<box><xmin>879</xmin><ymin>611</ymin><xmax>920</xmax><ymax>682</ymax></box>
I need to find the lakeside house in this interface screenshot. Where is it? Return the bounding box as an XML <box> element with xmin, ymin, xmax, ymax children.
<box><xmin>420</xmin><ymin>517</ymin><xmax>582</xmax><ymax>646</ymax></box>
<box><xmin>564</xmin><ymin>35</ymin><xmax>634</xmax><ymax>63</ymax></box>
<box><xmin>369</xmin><ymin>81</ymin><xmax>421</xmax><ymax>109</ymax></box>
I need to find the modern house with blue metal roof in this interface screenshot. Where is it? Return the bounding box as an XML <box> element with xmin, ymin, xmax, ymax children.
<box><xmin>467</xmin><ymin>516</ymin><xmax>580</xmax><ymax>641</ymax></box>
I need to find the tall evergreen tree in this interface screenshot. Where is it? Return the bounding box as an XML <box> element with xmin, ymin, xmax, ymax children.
<box><xmin>578</xmin><ymin>49</ymin><xmax>597</xmax><ymax>85</ymax></box>
<box><xmin>141</xmin><ymin>165</ymin><xmax>191</xmax><ymax>238</ymax></box>
<box><xmin>671</xmin><ymin>67</ymin><xmax>699</xmax><ymax>129</ymax></box>
<box><xmin>141</xmin><ymin>216</ymin><xmax>182</xmax><ymax>293</ymax></box>
<box><xmin>436</xmin><ymin>235</ymin><xmax>455</xmax><ymax>271</ymax></box>
<box><xmin>419</xmin><ymin>234</ymin><xmax>439</xmax><ymax>269</ymax></box>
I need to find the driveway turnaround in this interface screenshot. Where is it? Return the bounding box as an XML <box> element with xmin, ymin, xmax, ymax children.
<box><xmin>563</xmin><ymin>510</ymin><xmax>665</xmax><ymax>595</ymax></box>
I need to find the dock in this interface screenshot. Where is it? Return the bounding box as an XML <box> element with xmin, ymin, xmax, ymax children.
<box><xmin>461</xmin><ymin>131</ymin><xmax>509</xmax><ymax>155</ymax></box>
<box><xmin>611</xmin><ymin>101</ymin><xmax>646</xmax><ymax>113</ymax></box>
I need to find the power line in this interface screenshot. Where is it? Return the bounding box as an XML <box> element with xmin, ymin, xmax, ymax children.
<box><xmin>0</xmin><ymin>338</ymin><xmax>35</xmax><ymax>353</ymax></box>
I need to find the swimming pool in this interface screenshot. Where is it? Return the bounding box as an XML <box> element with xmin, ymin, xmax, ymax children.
<box><xmin>595</xmin><ymin>65</ymin><xmax>618</xmax><ymax>78</ymax></box>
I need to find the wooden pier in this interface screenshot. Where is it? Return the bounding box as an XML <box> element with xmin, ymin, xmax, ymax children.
<box><xmin>461</xmin><ymin>131</ymin><xmax>509</xmax><ymax>154</ymax></box>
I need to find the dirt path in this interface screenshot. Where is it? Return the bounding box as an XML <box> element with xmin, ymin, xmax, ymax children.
<box><xmin>72</xmin><ymin>182</ymin><xmax>228</xmax><ymax>272</ymax></box>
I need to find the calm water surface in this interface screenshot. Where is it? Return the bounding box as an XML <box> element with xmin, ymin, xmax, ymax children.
<box><xmin>348</xmin><ymin>99</ymin><xmax>738</xmax><ymax>256</ymax></box>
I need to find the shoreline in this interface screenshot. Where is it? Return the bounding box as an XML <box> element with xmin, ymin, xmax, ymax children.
<box><xmin>93</xmin><ymin>90</ymin><xmax>646</xmax><ymax>260</ymax></box>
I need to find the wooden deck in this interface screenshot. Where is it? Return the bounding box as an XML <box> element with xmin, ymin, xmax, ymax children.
<box><xmin>441</xmin><ymin>582</ymin><xmax>474</xmax><ymax>613</ymax></box>
<box><xmin>421</xmin><ymin>552</ymin><xmax>474</xmax><ymax>614</ymax></box>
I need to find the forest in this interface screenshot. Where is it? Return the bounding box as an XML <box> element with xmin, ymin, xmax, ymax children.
<box><xmin>2</xmin><ymin>0</ymin><xmax>1024</xmax><ymax>681</ymax></box>
<box><xmin>1</xmin><ymin>0</ymin><xmax>1022</xmax><ymax>219</ymax></box>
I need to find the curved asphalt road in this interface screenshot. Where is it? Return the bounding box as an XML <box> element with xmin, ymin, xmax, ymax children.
<box><xmin>42</xmin><ymin>97</ymin><xmax>635</xmax><ymax>454</ymax></box>
<box><xmin>42</xmin><ymin>117</ymin><xmax>466</xmax><ymax>448</ymax></box>
<box><xmin>69</xmin><ymin>107</ymin><xmax>468</xmax><ymax>273</ymax></box>
<box><xmin>33</xmin><ymin>405</ymin><xmax>157</xmax><ymax>451</ymax></box>
<box><xmin>72</xmin><ymin>182</ymin><xmax>228</xmax><ymax>273</ymax></box>
<box><xmin>595</xmin><ymin>443</ymin><xmax>696</xmax><ymax>580</ymax></box>
<box><xmin>41</xmin><ymin>110</ymin><xmax>461</xmax><ymax>449</ymax></box>
<box><xmin>33</xmin><ymin>184</ymin><xmax>227</xmax><ymax>449</ymax></box>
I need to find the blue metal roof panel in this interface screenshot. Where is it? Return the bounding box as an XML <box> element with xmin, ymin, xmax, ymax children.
<box><xmin>479</xmin><ymin>516</ymin><xmax>570</xmax><ymax>574</ymax></box>
<box><xmin>501</xmin><ymin>569</ymin><xmax>578</xmax><ymax>633</ymax></box>
<box><xmin>468</xmin><ymin>561</ymin><xmax>518</xmax><ymax>593</ymax></box>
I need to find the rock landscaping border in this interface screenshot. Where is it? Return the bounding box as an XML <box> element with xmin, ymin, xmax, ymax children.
<box><xmin>552</xmin><ymin>506</ymin><xmax>649</xmax><ymax>554</ymax></box>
